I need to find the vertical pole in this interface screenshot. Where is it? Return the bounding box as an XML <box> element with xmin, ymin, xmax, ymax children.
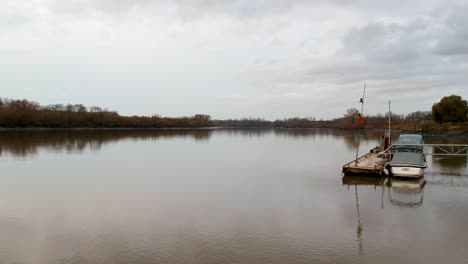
<box><xmin>388</xmin><ymin>100</ymin><xmax>391</xmax><ymax>145</ymax></box>
<box><xmin>354</xmin><ymin>84</ymin><xmax>366</xmax><ymax>166</ymax></box>
<box><xmin>361</xmin><ymin>84</ymin><xmax>366</xmax><ymax>116</ymax></box>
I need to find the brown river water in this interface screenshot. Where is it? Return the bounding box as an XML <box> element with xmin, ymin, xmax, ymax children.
<box><xmin>0</xmin><ymin>129</ymin><xmax>467</xmax><ymax>264</ymax></box>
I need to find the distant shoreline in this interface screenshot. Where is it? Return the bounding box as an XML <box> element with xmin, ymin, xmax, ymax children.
<box><xmin>0</xmin><ymin>124</ymin><xmax>467</xmax><ymax>136</ymax></box>
<box><xmin>0</xmin><ymin>127</ymin><xmax>217</xmax><ymax>131</ymax></box>
<box><xmin>1</xmin><ymin>98</ymin><xmax>466</xmax><ymax>134</ymax></box>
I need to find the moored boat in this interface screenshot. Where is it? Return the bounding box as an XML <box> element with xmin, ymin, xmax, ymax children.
<box><xmin>389</xmin><ymin>134</ymin><xmax>427</xmax><ymax>178</ymax></box>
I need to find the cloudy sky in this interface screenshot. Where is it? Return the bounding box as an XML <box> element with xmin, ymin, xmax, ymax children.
<box><xmin>1</xmin><ymin>0</ymin><xmax>467</xmax><ymax>119</ymax></box>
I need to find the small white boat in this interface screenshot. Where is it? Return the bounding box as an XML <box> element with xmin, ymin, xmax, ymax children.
<box><xmin>389</xmin><ymin>134</ymin><xmax>426</xmax><ymax>178</ymax></box>
<box><xmin>390</xmin><ymin>153</ymin><xmax>426</xmax><ymax>178</ymax></box>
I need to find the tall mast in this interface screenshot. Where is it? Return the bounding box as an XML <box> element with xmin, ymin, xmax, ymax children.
<box><xmin>388</xmin><ymin>100</ymin><xmax>391</xmax><ymax>144</ymax></box>
<box><xmin>354</xmin><ymin>83</ymin><xmax>367</xmax><ymax>165</ymax></box>
<box><xmin>360</xmin><ymin>83</ymin><xmax>366</xmax><ymax>116</ymax></box>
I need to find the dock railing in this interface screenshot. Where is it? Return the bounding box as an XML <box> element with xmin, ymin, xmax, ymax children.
<box><xmin>379</xmin><ymin>144</ymin><xmax>468</xmax><ymax>157</ymax></box>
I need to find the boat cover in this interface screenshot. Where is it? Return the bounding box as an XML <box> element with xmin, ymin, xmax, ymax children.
<box><xmin>390</xmin><ymin>152</ymin><xmax>426</xmax><ymax>167</ymax></box>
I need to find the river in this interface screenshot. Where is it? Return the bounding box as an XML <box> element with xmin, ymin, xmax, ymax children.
<box><xmin>0</xmin><ymin>129</ymin><xmax>467</xmax><ymax>264</ymax></box>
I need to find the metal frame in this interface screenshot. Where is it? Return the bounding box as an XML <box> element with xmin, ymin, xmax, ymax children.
<box><xmin>381</xmin><ymin>144</ymin><xmax>468</xmax><ymax>156</ymax></box>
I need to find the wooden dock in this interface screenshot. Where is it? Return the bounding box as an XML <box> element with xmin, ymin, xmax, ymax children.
<box><xmin>342</xmin><ymin>151</ymin><xmax>387</xmax><ymax>176</ymax></box>
<box><xmin>342</xmin><ymin>175</ymin><xmax>387</xmax><ymax>185</ymax></box>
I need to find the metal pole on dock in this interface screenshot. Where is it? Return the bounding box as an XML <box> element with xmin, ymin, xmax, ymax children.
<box><xmin>361</xmin><ymin>84</ymin><xmax>366</xmax><ymax>115</ymax></box>
<box><xmin>388</xmin><ymin>100</ymin><xmax>391</xmax><ymax>145</ymax></box>
<box><xmin>354</xmin><ymin>84</ymin><xmax>366</xmax><ymax>166</ymax></box>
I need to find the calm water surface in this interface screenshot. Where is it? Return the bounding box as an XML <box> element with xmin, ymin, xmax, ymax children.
<box><xmin>0</xmin><ymin>129</ymin><xmax>467</xmax><ymax>264</ymax></box>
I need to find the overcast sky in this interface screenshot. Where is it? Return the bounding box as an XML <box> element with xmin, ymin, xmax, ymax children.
<box><xmin>1</xmin><ymin>0</ymin><xmax>467</xmax><ymax>119</ymax></box>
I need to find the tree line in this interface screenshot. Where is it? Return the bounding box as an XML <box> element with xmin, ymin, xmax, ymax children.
<box><xmin>213</xmin><ymin>112</ymin><xmax>433</xmax><ymax>129</ymax></box>
<box><xmin>0</xmin><ymin>98</ymin><xmax>213</xmax><ymax>128</ymax></box>
<box><xmin>214</xmin><ymin>95</ymin><xmax>467</xmax><ymax>129</ymax></box>
<box><xmin>0</xmin><ymin>94</ymin><xmax>466</xmax><ymax>129</ymax></box>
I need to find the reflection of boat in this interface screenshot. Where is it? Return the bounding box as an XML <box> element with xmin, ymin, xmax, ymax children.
<box><xmin>388</xmin><ymin>177</ymin><xmax>426</xmax><ymax>207</ymax></box>
<box><xmin>389</xmin><ymin>134</ymin><xmax>427</xmax><ymax>178</ymax></box>
<box><xmin>390</xmin><ymin>177</ymin><xmax>426</xmax><ymax>190</ymax></box>
<box><xmin>343</xmin><ymin>175</ymin><xmax>427</xmax><ymax>208</ymax></box>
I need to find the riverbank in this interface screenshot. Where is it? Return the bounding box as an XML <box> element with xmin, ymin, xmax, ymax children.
<box><xmin>394</xmin><ymin>122</ymin><xmax>468</xmax><ymax>136</ymax></box>
<box><xmin>1</xmin><ymin>123</ymin><xmax>467</xmax><ymax>135</ymax></box>
<box><xmin>0</xmin><ymin>127</ymin><xmax>217</xmax><ymax>131</ymax></box>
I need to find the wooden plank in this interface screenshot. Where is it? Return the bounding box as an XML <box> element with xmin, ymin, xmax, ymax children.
<box><xmin>342</xmin><ymin>152</ymin><xmax>386</xmax><ymax>176</ymax></box>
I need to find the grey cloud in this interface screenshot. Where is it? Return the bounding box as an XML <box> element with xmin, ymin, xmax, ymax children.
<box><xmin>433</xmin><ymin>5</ymin><xmax>468</xmax><ymax>55</ymax></box>
<box><xmin>288</xmin><ymin>6</ymin><xmax>468</xmax><ymax>86</ymax></box>
<box><xmin>175</xmin><ymin>0</ymin><xmax>297</xmax><ymax>20</ymax></box>
<box><xmin>343</xmin><ymin>4</ymin><xmax>468</xmax><ymax>61</ymax></box>
<box><xmin>242</xmin><ymin>4</ymin><xmax>468</xmax><ymax>112</ymax></box>
<box><xmin>46</xmin><ymin>0</ymin><xmax>423</xmax><ymax>20</ymax></box>
<box><xmin>343</xmin><ymin>20</ymin><xmax>433</xmax><ymax>64</ymax></box>
<box><xmin>48</xmin><ymin>0</ymin><xmax>157</xmax><ymax>17</ymax></box>
<box><xmin>0</xmin><ymin>3</ymin><xmax>36</xmax><ymax>31</ymax></box>
<box><xmin>1</xmin><ymin>0</ymin><xmax>467</xmax><ymax>119</ymax></box>
<box><xmin>47</xmin><ymin>0</ymin><xmax>301</xmax><ymax>19</ymax></box>
<box><xmin>0</xmin><ymin>12</ymin><xmax>30</xmax><ymax>28</ymax></box>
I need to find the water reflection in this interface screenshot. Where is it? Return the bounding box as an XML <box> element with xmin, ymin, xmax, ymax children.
<box><xmin>342</xmin><ymin>175</ymin><xmax>428</xmax><ymax>257</ymax></box>
<box><xmin>342</xmin><ymin>176</ymin><xmax>426</xmax><ymax>208</ymax></box>
<box><xmin>354</xmin><ymin>185</ymin><xmax>364</xmax><ymax>256</ymax></box>
<box><xmin>0</xmin><ymin>129</ymin><xmax>467</xmax><ymax>263</ymax></box>
<box><xmin>218</xmin><ymin>128</ymin><xmax>380</xmax><ymax>141</ymax></box>
<box><xmin>342</xmin><ymin>132</ymin><xmax>365</xmax><ymax>150</ymax></box>
<box><xmin>0</xmin><ymin>128</ymin><xmax>386</xmax><ymax>158</ymax></box>
<box><xmin>0</xmin><ymin>129</ymin><xmax>213</xmax><ymax>157</ymax></box>
<box><xmin>432</xmin><ymin>156</ymin><xmax>467</xmax><ymax>170</ymax></box>
<box><xmin>342</xmin><ymin>176</ymin><xmax>387</xmax><ymax>257</ymax></box>
<box><xmin>217</xmin><ymin>128</ymin><xmax>272</xmax><ymax>137</ymax></box>
<box><xmin>388</xmin><ymin>178</ymin><xmax>425</xmax><ymax>207</ymax></box>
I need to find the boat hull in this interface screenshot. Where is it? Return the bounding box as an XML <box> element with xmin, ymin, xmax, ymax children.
<box><xmin>390</xmin><ymin>166</ymin><xmax>424</xmax><ymax>178</ymax></box>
